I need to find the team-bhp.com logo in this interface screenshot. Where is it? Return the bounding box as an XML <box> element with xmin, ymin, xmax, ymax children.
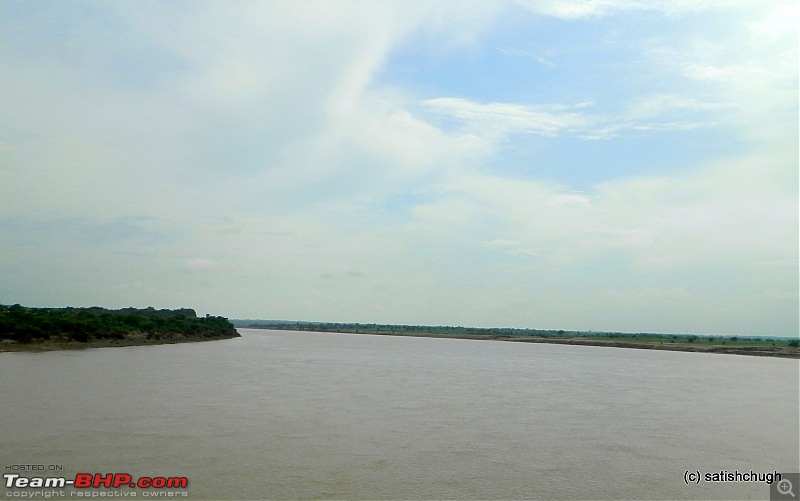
<box><xmin>4</xmin><ymin>473</ymin><xmax>188</xmax><ymax>489</ymax></box>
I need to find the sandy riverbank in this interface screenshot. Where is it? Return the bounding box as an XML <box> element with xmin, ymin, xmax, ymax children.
<box><xmin>285</xmin><ymin>328</ymin><xmax>800</xmax><ymax>359</ymax></box>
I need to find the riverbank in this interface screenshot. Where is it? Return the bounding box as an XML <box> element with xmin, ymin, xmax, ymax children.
<box><xmin>0</xmin><ymin>330</ymin><xmax>241</xmax><ymax>352</ymax></box>
<box><xmin>377</xmin><ymin>331</ymin><xmax>800</xmax><ymax>358</ymax></box>
<box><xmin>241</xmin><ymin>323</ymin><xmax>800</xmax><ymax>359</ymax></box>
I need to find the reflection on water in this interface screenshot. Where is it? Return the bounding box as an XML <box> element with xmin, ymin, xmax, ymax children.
<box><xmin>2</xmin><ymin>329</ymin><xmax>798</xmax><ymax>500</ymax></box>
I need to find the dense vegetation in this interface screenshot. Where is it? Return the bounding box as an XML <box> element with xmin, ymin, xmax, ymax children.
<box><xmin>0</xmin><ymin>304</ymin><xmax>238</xmax><ymax>344</ymax></box>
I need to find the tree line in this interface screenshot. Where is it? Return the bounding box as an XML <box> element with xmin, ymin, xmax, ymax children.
<box><xmin>0</xmin><ymin>304</ymin><xmax>237</xmax><ymax>344</ymax></box>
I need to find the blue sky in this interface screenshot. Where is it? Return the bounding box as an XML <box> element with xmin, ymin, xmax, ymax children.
<box><xmin>1</xmin><ymin>1</ymin><xmax>797</xmax><ymax>336</ymax></box>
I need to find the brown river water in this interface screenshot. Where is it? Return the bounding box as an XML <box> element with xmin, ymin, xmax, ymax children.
<box><xmin>1</xmin><ymin>328</ymin><xmax>798</xmax><ymax>500</ymax></box>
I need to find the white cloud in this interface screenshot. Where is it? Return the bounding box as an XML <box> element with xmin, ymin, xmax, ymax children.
<box><xmin>422</xmin><ymin>97</ymin><xmax>590</xmax><ymax>138</ymax></box>
<box><xmin>623</xmin><ymin>93</ymin><xmax>729</xmax><ymax>120</ymax></box>
<box><xmin>0</xmin><ymin>1</ymin><xmax>796</xmax><ymax>336</ymax></box>
<box><xmin>420</xmin><ymin>96</ymin><xmax>720</xmax><ymax>142</ymax></box>
<box><xmin>747</xmin><ymin>3</ymin><xmax>799</xmax><ymax>42</ymax></box>
<box><xmin>407</xmin><ymin>124</ymin><xmax>794</xmax><ymax>272</ymax></box>
<box><xmin>392</xmin><ymin>144</ymin><xmax>796</xmax><ymax>334</ymax></box>
<box><xmin>642</xmin><ymin>2</ymin><xmax>798</xmax><ymax>144</ymax></box>
<box><xmin>514</xmin><ymin>0</ymin><xmax>751</xmax><ymax>19</ymax></box>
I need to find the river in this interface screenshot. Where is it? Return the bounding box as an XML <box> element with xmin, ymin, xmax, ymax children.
<box><xmin>2</xmin><ymin>328</ymin><xmax>798</xmax><ymax>500</ymax></box>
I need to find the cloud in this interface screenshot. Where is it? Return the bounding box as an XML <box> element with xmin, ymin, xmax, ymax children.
<box><xmin>1</xmin><ymin>2</ymin><xmax>447</xmax><ymax>215</ymax></box>
<box><xmin>642</xmin><ymin>3</ymin><xmax>798</xmax><ymax>142</ymax></box>
<box><xmin>498</xmin><ymin>47</ymin><xmax>556</xmax><ymax>66</ymax></box>
<box><xmin>0</xmin><ymin>1</ymin><xmax>795</xmax><ymax>335</ymax></box>
<box><xmin>623</xmin><ymin>93</ymin><xmax>729</xmax><ymax>121</ymax></box>
<box><xmin>513</xmin><ymin>0</ymin><xmax>749</xmax><ymax>19</ymax></box>
<box><xmin>422</xmin><ymin>97</ymin><xmax>590</xmax><ymax>138</ymax></box>
<box><xmin>320</xmin><ymin>270</ymin><xmax>367</xmax><ymax>280</ymax></box>
<box><xmin>419</xmin><ymin>147</ymin><xmax>796</xmax><ymax>273</ymax></box>
<box><xmin>395</xmin><ymin>144</ymin><xmax>796</xmax><ymax>333</ymax></box>
<box><xmin>184</xmin><ymin>258</ymin><xmax>220</xmax><ymax>272</ymax></box>
<box><xmin>0</xmin><ymin>216</ymin><xmax>178</xmax><ymax>248</ymax></box>
<box><xmin>420</xmin><ymin>96</ymin><xmax>719</xmax><ymax>142</ymax></box>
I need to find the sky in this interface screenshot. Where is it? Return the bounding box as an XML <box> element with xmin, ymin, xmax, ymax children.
<box><xmin>1</xmin><ymin>0</ymin><xmax>797</xmax><ymax>337</ymax></box>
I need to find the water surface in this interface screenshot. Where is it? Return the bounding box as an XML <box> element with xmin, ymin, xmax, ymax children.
<box><xmin>2</xmin><ymin>329</ymin><xmax>798</xmax><ymax>499</ymax></box>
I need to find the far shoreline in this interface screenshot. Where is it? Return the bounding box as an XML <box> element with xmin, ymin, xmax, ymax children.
<box><xmin>242</xmin><ymin>326</ymin><xmax>800</xmax><ymax>359</ymax></box>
